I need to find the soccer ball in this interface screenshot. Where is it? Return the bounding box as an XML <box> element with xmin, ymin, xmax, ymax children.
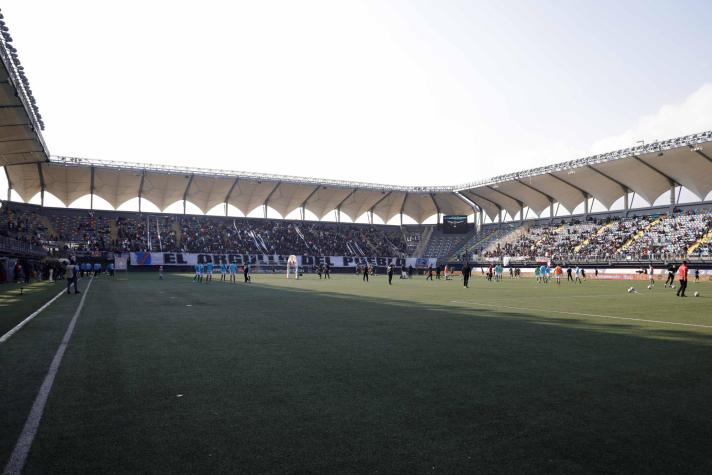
<box><xmin>647</xmin><ymin>284</ymin><xmax>652</xmax><ymax>290</ymax></box>
<box><xmin>627</xmin><ymin>287</ymin><xmax>634</xmax><ymax>293</ymax></box>
<box><xmin>694</xmin><ymin>291</ymin><xmax>700</xmax><ymax>297</ymax></box>
<box><xmin>671</xmin><ymin>285</ymin><xmax>676</xmax><ymax>290</ymax></box>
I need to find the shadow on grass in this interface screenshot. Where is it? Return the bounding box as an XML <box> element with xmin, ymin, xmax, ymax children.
<box><xmin>3</xmin><ymin>275</ymin><xmax>710</xmax><ymax>474</ymax></box>
<box><xmin>248</xmin><ymin>276</ymin><xmax>712</xmax><ymax>347</ymax></box>
<box><xmin>0</xmin><ymin>281</ymin><xmax>65</xmax><ymax>336</ymax></box>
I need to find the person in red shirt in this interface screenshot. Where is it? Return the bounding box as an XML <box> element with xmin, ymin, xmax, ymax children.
<box><xmin>676</xmin><ymin>261</ymin><xmax>688</xmax><ymax>297</ymax></box>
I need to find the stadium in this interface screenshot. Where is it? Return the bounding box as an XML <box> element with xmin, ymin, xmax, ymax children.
<box><xmin>2</xmin><ymin>4</ymin><xmax>712</xmax><ymax>474</ymax></box>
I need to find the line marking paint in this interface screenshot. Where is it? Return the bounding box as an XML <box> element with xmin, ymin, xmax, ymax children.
<box><xmin>0</xmin><ymin>288</ymin><xmax>66</xmax><ymax>344</ymax></box>
<box><xmin>3</xmin><ymin>278</ymin><xmax>94</xmax><ymax>475</ymax></box>
<box><xmin>450</xmin><ymin>300</ymin><xmax>712</xmax><ymax>330</ymax></box>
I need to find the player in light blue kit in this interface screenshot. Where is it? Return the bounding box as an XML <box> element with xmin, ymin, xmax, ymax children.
<box><xmin>193</xmin><ymin>263</ymin><xmax>200</xmax><ymax>282</ymax></box>
<box><xmin>206</xmin><ymin>262</ymin><xmax>213</xmax><ymax>282</ymax></box>
<box><xmin>220</xmin><ymin>262</ymin><xmax>227</xmax><ymax>282</ymax></box>
<box><xmin>229</xmin><ymin>262</ymin><xmax>237</xmax><ymax>283</ymax></box>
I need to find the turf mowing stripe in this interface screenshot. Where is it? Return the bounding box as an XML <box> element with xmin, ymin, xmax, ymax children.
<box><xmin>450</xmin><ymin>300</ymin><xmax>712</xmax><ymax>330</ymax></box>
<box><xmin>0</xmin><ymin>288</ymin><xmax>66</xmax><ymax>344</ymax></box>
<box><xmin>2</xmin><ymin>278</ymin><xmax>94</xmax><ymax>475</ymax></box>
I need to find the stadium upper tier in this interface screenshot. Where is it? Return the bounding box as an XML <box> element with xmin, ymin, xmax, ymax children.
<box><xmin>3</xmin><ymin>129</ymin><xmax>712</xmax><ymax>224</ymax></box>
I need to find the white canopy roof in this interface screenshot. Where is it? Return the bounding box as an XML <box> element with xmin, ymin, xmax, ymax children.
<box><xmin>4</xmin><ymin>130</ymin><xmax>712</xmax><ymax>223</ymax></box>
<box><xmin>4</xmin><ymin>157</ymin><xmax>470</xmax><ymax>223</ymax></box>
<box><xmin>457</xmin><ymin>131</ymin><xmax>712</xmax><ymax>220</ymax></box>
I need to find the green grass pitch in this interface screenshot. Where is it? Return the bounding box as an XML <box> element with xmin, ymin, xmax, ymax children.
<box><xmin>2</xmin><ymin>272</ymin><xmax>712</xmax><ymax>473</ymax></box>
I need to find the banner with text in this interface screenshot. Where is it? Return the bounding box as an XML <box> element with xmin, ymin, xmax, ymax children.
<box><xmin>130</xmin><ymin>252</ymin><xmax>436</xmax><ymax>268</ymax></box>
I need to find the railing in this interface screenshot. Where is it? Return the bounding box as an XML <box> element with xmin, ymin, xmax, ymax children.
<box><xmin>0</xmin><ymin>236</ymin><xmax>47</xmax><ymax>256</ymax></box>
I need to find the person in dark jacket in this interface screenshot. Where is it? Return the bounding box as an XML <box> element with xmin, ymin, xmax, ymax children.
<box><xmin>462</xmin><ymin>262</ymin><xmax>471</xmax><ymax>288</ymax></box>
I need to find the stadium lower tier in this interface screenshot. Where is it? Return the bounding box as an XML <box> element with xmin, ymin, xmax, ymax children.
<box><xmin>2</xmin><ymin>200</ymin><xmax>712</xmax><ymax>262</ymax></box>
<box><xmin>473</xmin><ymin>207</ymin><xmax>712</xmax><ymax>262</ymax></box>
<box><xmin>0</xmin><ymin>201</ymin><xmax>409</xmax><ymax>258</ymax></box>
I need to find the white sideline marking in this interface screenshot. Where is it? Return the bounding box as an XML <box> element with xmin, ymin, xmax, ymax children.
<box><xmin>450</xmin><ymin>300</ymin><xmax>712</xmax><ymax>330</ymax></box>
<box><xmin>3</xmin><ymin>278</ymin><xmax>93</xmax><ymax>475</ymax></box>
<box><xmin>0</xmin><ymin>287</ymin><xmax>66</xmax><ymax>344</ymax></box>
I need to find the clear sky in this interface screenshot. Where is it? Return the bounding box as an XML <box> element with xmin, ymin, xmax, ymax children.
<box><xmin>2</xmin><ymin>0</ymin><xmax>712</xmax><ymax>197</ymax></box>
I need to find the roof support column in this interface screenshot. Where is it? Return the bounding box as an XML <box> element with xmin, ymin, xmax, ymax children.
<box><xmin>520</xmin><ymin>204</ymin><xmax>524</xmax><ymax>223</ymax></box>
<box><xmin>549</xmin><ymin>201</ymin><xmax>554</xmax><ymax>224</ymax></box>
<box><xmin>263</xmin><ymin>182</ymin><xmax>281</xmax><ymax>220</ymax></box>
<box><xmin>429</xmin><ymin>193</ymin><xmax>441</xmax><ymax>227</ymax></box>
<box><xmin>335</xmin><ymin>188</ymin><xmax>358</xmax><ymax>226</ymax></box>
<box><xmin>368</xmin><ymin>191</ymin><xmax>392</xmax><ymax>225</ymax></box>
<box><xmin>183</xmin><ymin>174</ymin><xmax>194</xmax><ymax>215</ymax></box>
<box><xmin>623</xmin><ymin>192</ymin><xmax>629</xmax><ymax>217</ymax></box>
<box><xmin>224</xmin><ymin>177</ymin><xmax>240</xmax><ymax>218</ymax></box>
<box><xmin>300</xmin><ymin>185</ymin><xmax>320</xmax><ymax>223</ymax></box>
<box><xmin>90</xmin><ymin>166</ymin><xmax>95</xmax><ymax>210</ymax></box>
<box><xmin>670</xmin><ymin>185</ymin><xmax>676</xmax><ymax>213</ymax></box>
<box><xmin>4</xmin><ymin>166</ymin><xmax>13</xmax><ymax>201</ymax></box>
<box><xmin>399</xmin><ymin>192</ymin><xmax>408</xmax><ymax>227</ymax></box>
<box><xmin>137</xmin><ymin>170</ymin><xmax>145</xmax><ymax>213</ymax></box>
<box><xmin>37</xmin><ymin>163</ymin><xmax>45</xmax><ymax>207</ymax></box>
<box><xmin>584</xmin><ymin>195</ymin><xmax>589</xmax><ymax>217</ymax></box>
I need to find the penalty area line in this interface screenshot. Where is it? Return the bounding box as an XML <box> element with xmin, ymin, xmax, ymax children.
<box><xmin>0</xmin><ymin>287</ymin><xmax>67</xmax><ymax>344</ymax></box>
<box><xmin>3</xmin><ymin>278</ymin><xmax>94</xmax><ymax>475</ymax></box>
<box><xmin>450</xmin><ymin>300</ymin><xmax>712</xmax><ymax>330</ymax></box>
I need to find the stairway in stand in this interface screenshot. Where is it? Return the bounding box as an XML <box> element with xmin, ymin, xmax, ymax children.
<box><xmin>414</xmin><ymin>226</ymin><xmax>434</xmax><ymax>258</ymax></box>
<box><xmin>574</xmin><ymin>221</ymin><xmax>611</xmax><ymax>253</ymax></box>
<box><xmin>618</xmin><ymin>216</ymin><xmax>664</xmax><ymax>253</ymax></box>
<box><xmin>687</xmin><ymin>228</ymin><xmax>712</xmax><ymax>255</ymax></box>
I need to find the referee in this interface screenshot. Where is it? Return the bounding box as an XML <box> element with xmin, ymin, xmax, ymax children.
<box><xmin>462</xmin><ymin>262</ymin><xmax>471</xmax><ymax>288</ymax></box>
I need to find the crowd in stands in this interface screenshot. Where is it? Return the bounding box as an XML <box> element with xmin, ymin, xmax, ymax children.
<box><xmin>4</xmin><ymin>201</ymin><xmax>712</xmax><ymax>261</ymax></box>
<box><xmin>581</xmin><ymin>216</ymin><xmax>654</xmax><ymax>260</ymax></box>
<box><xmin>481</xmin><ymin>210</ymin><xmax>712</xmax><ymax>261</ymax></box>
<box><xmin>174</xmin><ymin>216</ymin><xmax>406</xmax><ymax>257</ymax></box>
<box><xmin>46</xmin><ymin>211</ymin><xmax>111</xmax><ymax>252</ymax></box>
<box><xmin>0</xmin><ymin>206</ymin><xmax>47</xmax><ymax>248</ymax></box>
<box><xmin>622</xmin><ymin>211</ymin><xmax>712</xmax><ymax>260</ymax></box>
<box><xmin>486</xmin><ymin>222</ymin><xmax>599</xmax><ymax>260</ymax></box>
<box><xmin>695</xmin><ymin>241</ymin><xmax>712</xmax><ymax>257</ymax></box>
<box><xmin>0</xmin><ymin>203</ymin><xmax>408</xmax><ymax>257</ymax></box>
